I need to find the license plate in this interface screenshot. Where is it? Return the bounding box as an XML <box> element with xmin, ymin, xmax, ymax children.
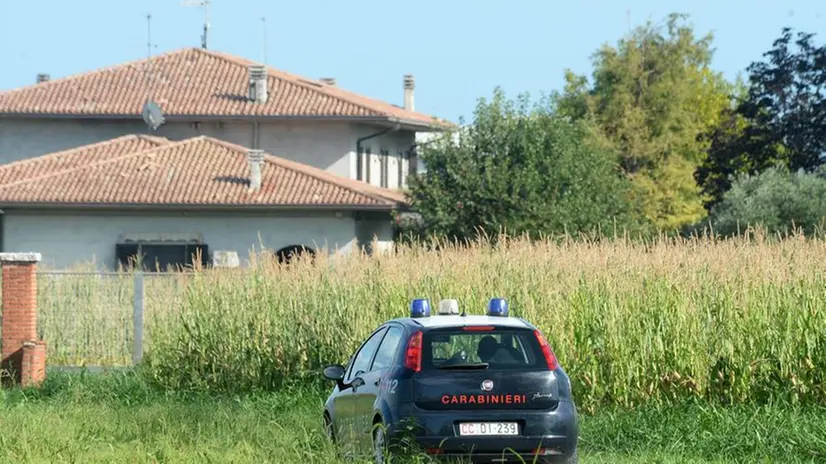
<box><xmin>458</xmin><ymin>422</ymin><xmax>519</xmax><ymax>436</ymax></box>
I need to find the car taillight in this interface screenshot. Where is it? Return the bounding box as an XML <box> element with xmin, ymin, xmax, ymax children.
<box><xmin>404</xmin><ymin>331</ymin><xmax>423</xmax><ymax>372</ymax></box>
<box><xmin>533</xmin><ymin>329</ymin><xmax>559</xmax><ymax>370</ymax></box>
<box><xmin>462</xmin><ymin>325</ymin><xmax>495</xmax><ymax>332</ymax></box>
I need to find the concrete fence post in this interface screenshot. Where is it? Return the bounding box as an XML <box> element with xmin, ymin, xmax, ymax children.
<box><xmin>0</xmin><ymin>252</ymin><xmax>45</xmax><ymax>387</ymax></box>
<box><xmin>132</xmin><ymin>271</ymin><xmax>145</xmax><ymax>365</ymax></box>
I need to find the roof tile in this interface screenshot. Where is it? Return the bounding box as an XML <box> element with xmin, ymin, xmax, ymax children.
<box><xmin>0</xmin><ymin>134</ymin><xmax>169</xmax><ymax>185</ymax></box>
<box><xmin>0</xmin><ymin>48</ymin><xmax>449</xmax><ymax>128</ymax></box>
<box><xmin>0</xmin><ymin>135</ymin><xmax>408</xmax><ymax>209</ymax></box>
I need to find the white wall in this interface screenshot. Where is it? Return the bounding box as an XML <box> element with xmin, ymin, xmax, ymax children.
<box><xmin>355</xmin><ymin>212</ymin><xmax>397</xmax><ymax>255</ymax></box>
<box><xmin>0</xmin><ymin>210</ymin><xmax>394</xmax><ymax>270</ymax></box>
<box><xmin>0</xmin><ymin>118</ymin><xmax>418</xmax><ymax>188</ymax></box>
<box><xmin>351</xmin><ymin>124</ymin><xmax>415</xmax><ymax>189</ymax></box>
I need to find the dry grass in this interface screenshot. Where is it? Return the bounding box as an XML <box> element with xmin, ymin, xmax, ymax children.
<box><xmin>5</xmin><ymin>231</ymin><xmax>825</xmax><ymax>410</ymax></box>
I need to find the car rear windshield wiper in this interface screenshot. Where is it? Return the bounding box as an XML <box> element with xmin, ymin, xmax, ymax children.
<box><xmin>436</xmin><ymin>363</ymin><xmax>490</xmax><ymax>370</ymax></box>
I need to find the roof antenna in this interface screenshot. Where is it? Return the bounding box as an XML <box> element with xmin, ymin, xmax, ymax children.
<box><xmin>182</xmin><ymin>0</ymin><xmax>211</xmax><ymax>49</ymax></box>
<box><xmin>261</xmin><ymin>16</ymin><xmax>268</xmax><ymax>65</ymax></box>
<box><xmin>141</xmin><ymin>13</ymin><xmax>165</xmax><ymax>133</ymax></box>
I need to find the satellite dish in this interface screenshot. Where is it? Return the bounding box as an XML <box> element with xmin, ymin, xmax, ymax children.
<box><xmin>142</xmin><ymin>99</ymin><xmax>166</xmax><ymax>132</ymax></box>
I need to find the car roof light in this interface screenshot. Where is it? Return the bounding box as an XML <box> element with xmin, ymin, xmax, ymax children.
<box><xmin>438</xmin><ymin>299</ymin><xmax>459</xmax><ymax>315</ymax></box>
<box><xmin>410</xmin><ymin>298</ymin><xmax>431</xmax><ymax>318</ymax></box>
<box><xmin>487</xmin><ymin>297</ymin><xmax>509</xmax><ymax>317</ymax></box>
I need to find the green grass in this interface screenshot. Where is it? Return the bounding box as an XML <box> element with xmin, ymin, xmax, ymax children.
<box><xmin>1</xmin><ymin>371</ymin><xmax>824</xmax><ymax>463</ymax></box>
<box><xmin>4</xmin><ymin>234</ymin><xmax>824</xmax><ymax>462</ymax></box>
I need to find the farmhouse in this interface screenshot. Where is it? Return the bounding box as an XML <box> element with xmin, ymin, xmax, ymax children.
<box><xmin>0</xmin><ymin>47</ymin><xmax>450</xmax><ymax>269</ymax></box>
<box><xmin>0</xmin><ymin>134</ymin><xmax>408</xmax><ymax>270</ymax></box>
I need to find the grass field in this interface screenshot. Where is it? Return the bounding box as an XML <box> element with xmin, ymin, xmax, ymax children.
<box><xmin>1</xmin><ymin>233</ymin><xmax>825</xmax><ymax>461</ymax></box>
<box><xmin>1</xmin><ymin>371</ymin><xmax>825</xmax><ymax>463</ymax></box>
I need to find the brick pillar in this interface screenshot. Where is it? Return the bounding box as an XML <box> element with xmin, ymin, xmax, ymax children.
<box><xmin>0</xmin><ymin>252</ymin><xmax>44</xmax><ymax>387</ymax></box>
<box><xmin>22</xmin><ymin>340</ymin><xmax>47</xmax><ymax>387</ymax></box>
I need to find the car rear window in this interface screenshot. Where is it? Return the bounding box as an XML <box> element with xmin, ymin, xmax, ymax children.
<box><xmin>422</xmin><ymin>329</ymin><xmax>544</xmax><ymax>371</ymax></box>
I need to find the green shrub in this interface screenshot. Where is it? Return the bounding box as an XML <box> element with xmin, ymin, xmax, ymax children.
<box><xmin>706</xmin><ymin>166</ymin><xmax>826</xmax><ymax>236</ymax></box>
<box><xmin>406</xmin><ymin>88</ymin><xmax>649</xmax><ymax>242</ymax></box>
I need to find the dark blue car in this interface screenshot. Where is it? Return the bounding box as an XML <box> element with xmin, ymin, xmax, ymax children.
<box><xmin>321</xmin><ymin>298</ymin><xmax>579</xmax><ymax>463</ymax></box>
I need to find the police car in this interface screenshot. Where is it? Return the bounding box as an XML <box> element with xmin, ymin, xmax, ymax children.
<box><xmin>321</xmin><ymin>298</ymin><xmax>579</xmax><ymax>463</ymax></box>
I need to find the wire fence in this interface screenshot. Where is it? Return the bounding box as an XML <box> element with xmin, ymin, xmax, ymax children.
<box><xmin>32</xmin><ymin>271</ymin><xmax>191</xmax><ymax>367</ymax></box>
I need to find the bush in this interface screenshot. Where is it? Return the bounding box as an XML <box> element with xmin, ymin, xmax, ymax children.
<box><xmin>706</xmin><ymin>166</ymin><xmax>826</xmax><ymax>236</ymax></box>
<box><xmin>406</xmin><ymin>89</ymin><xmax>649</xmax><ymax>242</ymax></box>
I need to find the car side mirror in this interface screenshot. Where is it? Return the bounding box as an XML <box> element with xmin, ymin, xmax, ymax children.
<box><xmin>323</xmin><ymin>364</ymin><xmax>345</xmax><ymax>382</ymax></box>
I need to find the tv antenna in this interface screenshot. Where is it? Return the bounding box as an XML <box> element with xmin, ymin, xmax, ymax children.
<box><xmin>182</xmin><ymin>0</ymin><xmax>211</xmax><ymax>49</ymax></box>
<box><xmin>261</xmin><ymin>16</ymin><xmax>268</xmax><ymax>64</ymax></box>
<box><xmin>142</xmin><ymin>13</ymin><xmax>166</xmax><ymax>133</ymax></box>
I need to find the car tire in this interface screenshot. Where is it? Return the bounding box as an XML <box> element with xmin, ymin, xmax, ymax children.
<box><xmin>323</xmin><ymin>414</ymin><xmax>335</xmax><ymax>443</ymax></box>
<box><xmin>538</xmin><ymin>448</ymin><xmax>577</xmax><ymax>464</ymax></box>
<box><xmin>372</xmin><ymin>424</ymin><xmax>388</xmax><ymax>464</ymax></box>
<box><xmin>563</xmin><ymin>448</ymin><xmax>578</xmax><ymax>464</ymax></box>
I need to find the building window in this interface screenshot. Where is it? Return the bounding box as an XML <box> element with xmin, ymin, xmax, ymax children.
<box><xmin>116</xmin><ymin>242</ymin><xmax>209</xmax><ymax>272</ymax></box>
<box><xmin>380</xmin><ymin>149</ymin><xmax>389</xmax><ymax>188</ymax></box>
<box><xmin>358</xmin><ymin>145</ymin><xmax>372</xmax><ymax>181</ymax></box>
<box><xmin>399</xmin><ymin>149</ymin><xmax>408</xmax><ymax>188</ymax></box>
<box><xmin>357</xmin><ymin>146</ymin><xmax>364</xmax><ymax>181</ymax></box>
<box><xmin>365</xmin><ymin>146</ymin><xmax>372</xmax><ymax>184</ymax></box>
<box><xmin>410</xmin><ymin>147</ymin><xmax>419</xmax><ymax>174</ymax></box>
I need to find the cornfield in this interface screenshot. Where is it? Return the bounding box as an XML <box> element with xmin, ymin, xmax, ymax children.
<box><xmin>12</xmin><ymin>231</ymin><xmax>826</xmax><ymax>411</ymax></box>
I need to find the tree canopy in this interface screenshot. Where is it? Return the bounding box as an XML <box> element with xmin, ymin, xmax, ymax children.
<box><xmin>556</xmin><ymin>13</ymin><xmax>733</xmax><ymax>232</ymax></box>
<box><xmin>402</xmin><ymin>15</ymin><xmax>826</xmax><ymax>242</ymax></box>
<box><xmin>698</xmin><ymin>27</ymin><xmax>826</xmax><ymax>209</ymax></box>
<box><xmin>404</xmin><ymin>89</ymin><xmax>646</xmax><ymax>242</ymax></box>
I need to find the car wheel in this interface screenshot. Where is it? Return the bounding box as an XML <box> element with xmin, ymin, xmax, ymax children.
<box><xmin>539</xmin><ymin>448</ymin><xmax>577</xmax><ymax>464</ymax></box>
<box><xmin>563</xmin><ymin>448</ymin><xmax>578</xmax><ymax>464</ymax></box>
<box><xmin>372</xmin><ymin>424</ymin><xmax>387</xmax><ymax>464</ymax></box>
<box><xmin>323</xmin><ymin>414</ymin><xmax>335</xmax><ymax>443</ymax></box>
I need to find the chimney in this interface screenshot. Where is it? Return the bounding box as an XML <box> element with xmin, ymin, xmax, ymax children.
<box><xmin>320</xmin><ymin>77</ymin><xmax>336</xmax><ymax>86</ymax></box>
<box><xmin>247</xmin><ymin>149</ymin><xmax>264</xmax><ymax>192</ymax></box>
<box><xmin>36</xmin><ymin>73</ymin><xmax>50</xmax><ymax>84</ymax></box>
<box><xmin>403</xmin><ymin>74</ymin><xmax>415</xmax><ymax>111</ymax></box>
<box><xmin>248</xmin><ymin>65</ymin><xmax>268</xmax><ymax>104</ymax></box>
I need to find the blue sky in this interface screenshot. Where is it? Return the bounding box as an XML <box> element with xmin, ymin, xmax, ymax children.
<box><xmin>1</xmin><ymin>0</ymin><xmax>824</xmax><ymax>123</ymax></box>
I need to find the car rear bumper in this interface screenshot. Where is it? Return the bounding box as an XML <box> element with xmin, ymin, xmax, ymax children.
<box><xmin>417</xmin><ymin>438</ymin><xmax>573</xmax><ymax>463</ymax></box>
<box><xmin>388</xmin><ymin>399</ymin><xmax>578</xmax><ymax>461</ymax></box>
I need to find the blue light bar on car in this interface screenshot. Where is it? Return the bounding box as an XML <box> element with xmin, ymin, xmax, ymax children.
<box><xmin>487</xmin><ymin>298</ymin><xmax>509</xmax><ymax>317</ymax></box>
<box><xmin>410</xmin><ymin>299</ymin><xmax>431</xmax><ymax>318</ymax></box>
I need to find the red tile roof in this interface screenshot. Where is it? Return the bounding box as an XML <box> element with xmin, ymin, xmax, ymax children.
<box><xmin>0</xmin><ymin>135</ymin><xmax>408</xmax><ymax>209</ymax></box>
<box><xmin>0</xmin><ymin>47</ymin><xmax>450</xmax><ymax>129</ymax></box>
<box><xmin>0</xmin><ymin>134</ymin><xmax>169</xmax><ymax>185</ymax></box>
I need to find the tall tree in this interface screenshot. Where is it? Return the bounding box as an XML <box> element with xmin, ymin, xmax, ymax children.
<box><xmin>698</xmin><ymin>27</ymin><xmax>826</xmax><ymax>208</ymax></box>
<box><xmin>740</xmin><ymin>28</ymin><xmax>826</xmax><ymax>171</ymax></box>
<box><xmin>556</xmin><ymin>13</ymin><xmax>733</xmax><ymax>231</ymax></box>
<box><xmin>405</xmin><ymin>89</ymin><xmax>647</xmax><ymax>241</ymax></box>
